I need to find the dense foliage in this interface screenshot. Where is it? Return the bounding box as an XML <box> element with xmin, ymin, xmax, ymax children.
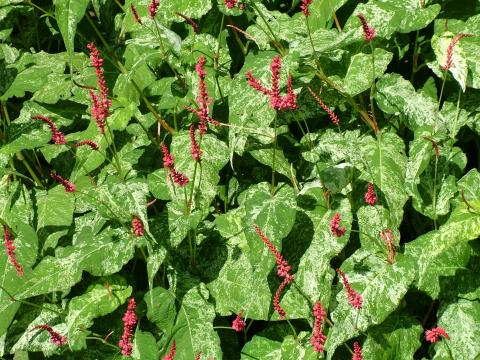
<box><xmin>1</xmin><ymin>0</ymin><xmax>480</xmax><ymax>359</ymax></box>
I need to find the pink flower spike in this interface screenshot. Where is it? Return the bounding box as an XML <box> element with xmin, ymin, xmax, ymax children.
<box><xmin>310</xmin><ymin>301</ymin><xmax>327</xmax><ymax>352</ymax></box>
<box><xmin>253</xmin><ymin>225</ymin><xmax>293</xmax><ymax>279</ymax></box>
<box><xmin>190</xmin><ymin>125</ymin><xmax>202</xmax><ymax>162</ymax></box>
<box><xmin>330</xmin><ymin>212</ymin><xmax>346</xmax><ymax>237</ymax></box>
<box><xmin>301</xmin><ymin>0</ymin><xmax>313</xmax><ymax>17</ymax></box>
<box><xmin>162</xmin><ymin>144</ymin><xmax>175</xmax><ymax>169</ymax></box>
<box><xmin>441</xmin><ymin>33</ymin><xmax>475</xmax><ymax>71</ymax></box>
<box><xmin>72</xmin><ymin>140</ymin><xmax>99</xmax><ymax>150</ymax></box>
<box><xmin>380</xmin><ymin>229</ymin><xmax>396</xmax><ymax>264</ymax></box>
<box><xmin>32</xmin><ymin>325</ymin><xmax>67</xmax><ymax>346</ymax></box>
<box><xmin>352</xmin><ymin>341</ymin><xmax>363</xmax><ymax>360</ymax></box>
<box><xmin>231</xmin><ymin>312</ymin><xmax>246</xmax><ymax>332</ymax></box>
<box><xmin>224</xmin><ymin>0</ymin><xmax>238</xmax><ymax>9</ymax></box>
<box><xmin>245</xmin><ymin>71</ymin><xmax>271</xmax><ymax>96</ymax></box>
<box><xmin>176</xmin><ymin>12</ymin><xmax>200</xmax><ymax>33</ymax></box>
<box><xmin>87</xmin><ymin>43</ymin><xmax>112</xmax><ymax>134</ymax></box>
<box><xmin>3</xmin><ymin>224</ymin><xmax>23</xmax><ymax>276</ymax></box>
<box><xmin>273</xmin><ymin>276</ymin><xmax>293</xmax><ymax>319</ymax></box>
<box><xmin>171</xmin><ymin>169</ymin><xmax>189</xmax><ymax>187</ymax></box>
<box><xmin>364</xmin><ymin>182</ymin><xmax>376</xmax><ymax>206</ymax></box>
<box><xmin>32</xmin><ymin>115</ymin><xmax>66</xmax><ymax>145</ymax></box>
<box><xmin>336</xmin><ymin>269</ymin><xmax>363</xmax><ymax>310</ymax></box>
<box><xmin>307</xmin><ymin>87</ymin><xmax>340</xmax><ymax>125</ymax></box>
<box><xmin>132</xmin><ymin>216</ymin><xmax>145</xmax><ymax>237</ymax></box>
<box><xmin>357</xmin><ymin>13</ymin><xmax>376</xmax><ymax>42</ymax></box>
<box><xmin>195</xmin><ymin>353</ymin><xmax>202</xmax><ymax>360</ymax></box>
<box><xmin>119</xmin><ymin>298</ymin><xmax>137</xmax><ymax>356</ymax></box>
<box><xmin>425</xmin><ymin>326</ymin><xmax>450</xmax><ymax>343</ymax></box>
<box><xmin>130</xmin><ymin>4</ymin><xmax>142</xmax><ymax>24</ymax></box>
<box><xmin>149</xmin><ymin>0</ymin><xmax>159</xmax><ymax>19</ymax></box>
<box><xmin>162</xmin><ymin>340</ymin><xmax>176</xmax><ymax>360</ymax></box>
<box><xmin>50</xmin><ymin>172</ymin><xmax>76</xmax><ymax>192</ymax></box>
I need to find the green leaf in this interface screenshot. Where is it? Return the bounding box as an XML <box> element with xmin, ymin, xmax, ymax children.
<box><xmin>324</xmin><ymin>252</ymin><xmax>415</xmax><ymax>359</ymax></box>
<box><xmin>145</xmin><ymin>287</ymin><xmax>177</xmax><ymax>335</ymax></box>
<box><xmin>404</xmin><ymin>202</ymin><xmax>480</xmax><ymax>298</ymax></box>
<box><xmin>53</xmin><ymin>0</ymin><xmax>90</xmax><ymax>67</ymax></box>
<box><xmin>65</xmin><ymin>276</ymin><xmax>132</xmax><ymax>350</ymax></box>
<box><xmin>457</xmin><ymin>168</ymin><xmax>480</xmax><ymax>202</ymax></box>
<box><xmin>281</xmin><ymin>185</ymin><xmax>352</xmax><ymax>319</ymax></box>
<box><xmin>281</xmin><ymin>334</ymin><xmax>318</xmax><ymax>360</ymax></box>
<box><xmin>35</xmin><ymin>186</ymin><xmax>75</xmax><ymax>251</ymax></box>
<box><xmin>0</xmin><ymin>222</ymin><xmax>38</xmax><ymax>338</ymax></box>
<box><xmin>345</xmin><ymin>1</ymin><xmax>440</xmax><ymax>39</ymax></box>
<box><xmin>243</xmin><ymin>183</ymin><xmax>296</xmax><ymax>271</ymax></box>
<box><xmin>337</xmin><ymin>48</ymin><xmax>393</xmax><ymax>97</ymax></box>
<box><xmin>241</xmin><ymin>336</ymin><xmax>282</xmax><ymax>360</ymax></box>
<box><xmin>249</xmin><ymin>147</ymin><xmax>295</xmax><ymax>180</ymax></box>
<box><xmin>432</xmin><ymin>299</ymin><xmax>480</xmax><ymax>360</ymax></box>
<box><xmin>363</xmin><ymin>312</ymin><xmax>422</xmax><ymax>359</ymax></box>
<box><xmin>133</xmin><ymin>331</ymin><xmax>158</xmax><ymax>360</ymax></box>
<box><xmin>376</xmin><ymin>73</ymin><xmax>438</xmax><ymax>131</ymax></box>
<box><xmin>169</xmin><ymin>284</ymin><xmax>222</xmax><ymax>359</ymax></box>
<box><xmin>208</xmin><ymin>207</ymin><xmax>272</xmax><ymax>319</ymax></box>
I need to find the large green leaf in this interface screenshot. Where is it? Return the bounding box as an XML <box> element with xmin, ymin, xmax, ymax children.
<box><xmin>337</xmin><ymin>48</ymin><xmax>393</xmax><ymax>97</ymax></box>
<box><xmin>241</xmin><ymin>336</ymin><xmax>282</xmax><ymax>360</ymax></box>
<box><xmin>432</xmin><ymin>299</ymin><xmax>480</xmax><ymax>360</ymax></box>
<box><xmin>363</xmin><ymin>311</ymin><xmax>422</xmax><ymax>359</ymax></box>
<box><xmin>208</xmin><ymin>207</ymin><xmax>272</xmax><ymax>319</ymax></box>
<box><xmin>0</xmin><ymin>222</ymin><xmax>38</xmax><ymax>338</ymax></box>
<box><xmin>344</xmin><ymin>1</ymin><xmax>440</xmax><ymax>39</ymax></box>
<box><xmin>64</xmin><ymin>276</ymin><xmax>132</xmax><ymax>351</ymax></box>
<box><xmin>145</xmin><ymin>287</ymin><xmax>177</xmax><ymax>335</ymax></box>
<box><xmin>280</xmin><ymin>185</ymin><xmax>352</xmax><ymax>319</ymax></box>
<box><xmin>324</xmin><ymin>252</ymin><xmax>415</xmax><ymax>359</ymax></box>
<box><xmin>168</xmin><ymin>284</ymin><xmax>222</xmax><ymax>359</ymax></box>
<box><xmin>133</xmin><ymin>331</ymin><xmax>158</xmax><ymax>360</ymax></box>
<box><xmin>376</xmin><ymin>73</ymin><xmax>438</xmax><ymax>131</ymax></box>
<box><xmin>53</xmin><ymin>0</ymin><xmax>90</xmax><ymax>67</ymax></box>
<box><xmin>404</xmin><ymin>202</ymin><xmax>480</xmax><ymax>298</ymax></box>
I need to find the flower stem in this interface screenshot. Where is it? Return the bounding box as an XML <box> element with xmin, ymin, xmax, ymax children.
<box><xmin>271</xmin><ymin>115</ymin><xmax>278</xmax><ymax>197</ymax></box>
<box><xmin>0</xmin><ymin>285</ymin><xmax>64</xmax><ymax>317</ymax></box>
<box><xmin>369</xmin><ymin>41</ymin><xmax>377</xmax><ymax>124</ymax></box>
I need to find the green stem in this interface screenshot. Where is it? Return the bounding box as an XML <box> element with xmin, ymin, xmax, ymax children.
<box><xmin>306</xmin><ymin>17</ymin><xmax>316</xmax><ymax>55</ymax></box>
<box><xmin>153</xmin><ymin>18</ymin><xmax>167</xmax><ymax>57</ymax></box>
<box><xmin>451</xmin><ymin>88</ymin><xmax>462</xmax><ymax>141</ymax></box>
<box><xmin>0</xmin><ymin>285</ymin><xmax>63</xmax><ymax>317</ymax></box>
<box><xmin>85</xmin><ymin>336</ymin><xmax>120</xmax><ymax>351</ymax></box>
<box><xmin>445</xmin><ymin>341</ymin><xmax>455</xmax><ymax>360</ymax></box>
<box><xmin>213</xmin><ymin>326</ymin><xmax>237</xmax><ymax>331</ymax></box>
<box><xmin>16</xmin><ymin>152</ymin><xmax>44</xmax><ymax>188</ymax></box>
<box><xmin>104</xmin><ymin>119</ymin><xmax>124</xmax><ymax>181</ymax></box>
<box><xmin>285</xmin><ymin>318</ymin><xmax>298</xmax><ymax>341</ymax></box>
<box><xmin>411</xmin><ymin>30</ymin><xmax>420</xmax><ymax>83</ymax></box>
<box><xmin>369</xmin><ymin>41</ymin><xmax>377</xmax><ymax>124</ymax></box>
<box><xmin>271</xmin><ymin>115</ymin><xmax>277</xmax><ymax>197</ymax></box>
<box><xmin>435</xmin><ymin>73</ymin><xmax>448</xmax><ymax>134</ymax></box>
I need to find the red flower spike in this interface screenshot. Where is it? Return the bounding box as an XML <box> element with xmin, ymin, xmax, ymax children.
<box><xmin>87</xmin><ymin>43</ymin><xmax>112</xmax><ymax>134</ymax></box>
<box><xmin>162</xmin><ymin>144</ymin><xmax>175</xmax><ymax>169</ymax></box>
<box><xmin>245</xmin><ymin>71</ymin><xmax>272</xmax><ymax>96</ymax></box>
<box><xmin>132</xmin><ymin>216</ymin><xmax>145</xmax><ymax>237</ymax></box>
<box><xmin>307</xmin><ymin>87</ymin><xmax>340</xmax><ymax>125</ymax></box>
<box><xmin>231</xmin><ymin>312</ymin><xmax>246</xmax><ymax>332</ymax></box>
<box><xmin>224</xmin><ymin>0</ymin><xmax>238</xmax><ymax>9</ymax></box>
<box><xmin>310</xmin><ymin>301</ymin><xmax>327</xmax><ymax>352</ymax></box>
<box><xmin>273</xmin><ymin>275</ymin><xmax>293</xmax><ymax>319</ymax></box>
<box><xmin>119</xmin><ymin>298</ymin><xmax>137</xmax><ymax>356</ymax></box>
<box><xmin>364</xmin><ymin>182</ymin><xmax>376</xmax><ymax>206</ymax></box>
<box><xmin>253</xmin><ymin>225</ymin><xmax>293</xmax><ymax>279</ymax></box>
<box><xmin>352</xmin><ymin>341</ymin><xmax>363</xmax><ymax>360</ymax></box>
<box><xmin>176</xmin><ymin>12</ymin><xmax>200</xmax><ymax>33</ymax></box>
<box><xmin>301</xmin><ymin>0</ymin><xmax>314</xmax><ymax>17</ymax></box>
<box><xmin>130</xmin><ymin>4</ymin><xmax>142</xmax><ymax>24</ymax></box>
<box><xmin>50</xmin><ymin>172</ymin><xmax>76</xmax><ymax>192</ymax></box>
<box><xmin>72</xmin><ymin>140</ymin><xmax>99</xmax><ymax>150</ymax></box>
<box><xmin>149</xmin><ymin>0</ymin><xmax>159</xmax><ymax>19</ymax></box>
<box><xmin>380</xmin><ymin>229</ymin><xmax>396</xmax><ymax>264</ymax></box>
<box><xmin>171</xmin><ymin>169</ymin><xmax>190</xmax><ymax>187</ymax></box>
<box><xmin>195</xmin><ymin>353</ymin><xmax>202</xmax><ymax>360</ymax></box>
<box><xmin>32</xmin><ymin>115</ymin><xmax>66</xmax><ymax>145</ymax></box>
<box><xmin>32</xmin><ymin>325</ymin><xmax>67</xmax><ymax>346</ymax></box>
<box><xmin>425</xmin><ymin>326</ymin><xmax>450</xmax><ymax>343</ymax></box>
<box><xmin>247</xmin><ymin>55</ymin><xmax>297</xmax><ymax>111</ymax></box>
<box><xmin>356</xmin><ymin>13</ymin><xmax>376</xmax><ymax>42</ymax></box>
<box><xmin>330</xmin><ymin>213</ymin><xmax>346</xmax><ymax>237</ymax></box>
<box><xmin>190</xmin><ymin>125</ymin><xmax>202</xmax><ymax>162</ymax></box>
<box><xmin>3</xmin><ymin>224</ymin><xmax>24</xmax><ymax>277</ymax></box>
<box><xmin>186</xmin><ymin>56</ymin><xmax>220</xmax><ymax>135</ymax></box>
<box><xmin>336</xmin><ymin>269</ymin><xmax>363</xmax><ymax>310</ymax></box>
<box><xmin>441</xmin><ymin>33</ymin><xmax>475</xmax><ymax>71</ymax></box>
<box><xmin>162</xmin><ymin>340</ymin><xmax>176</xmax><ymax>360</ymax></box>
